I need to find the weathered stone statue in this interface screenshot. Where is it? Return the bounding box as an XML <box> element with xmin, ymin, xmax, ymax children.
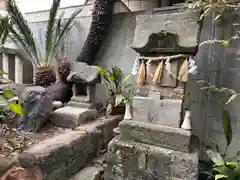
<box><xmin>105</xmin><ymin>5</ymin><xmax>201</xmax><ymax>180</ymax></box>
<box><xmin>19</xmin><ymin>86</ymin><xmax>53</xmax><ymax>132</ymax></box>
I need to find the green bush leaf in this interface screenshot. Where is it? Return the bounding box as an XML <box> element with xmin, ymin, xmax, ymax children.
<box><xmin>234</xmin><ymin>163</ymin><xmax>240</xmax><ymax>174</ymax></box>
<box><xmin>226</xmin><ymin>161</ymin><xmax>237</xmax><ymax>168</ymax></box>
<box><xmin>0</xmin><ymin>71</ymin><xmax>8</xmax><ymax>75</ymax></box>
<box><xmin>2</xmin><ymin>89</ymin><xmax>16</xmax><ymax>99</ymax></box>
<box><xmin>215</xmin><ymin>174</ymin><xmax>227</xmax><ymax>180</ymax></box>
<box><xmin>222</xmin><ymin>109</ymin><xmax>232</xmax><ymax>146</ymax></box>
<box><xmin>221</xmin><ymin>40</ymin><xmax>229</xmax><ymax>48</ymax></box>
<box><xmin>225</xmin><ymin>94</ymin><xmax>237</xmax><ymax>105</ymax></box>
<box><xmin>207</xmin><ymin>149</ymin><xmax>225</xmax><ymax>166</ymax></box>
<box><xmin>9</xmin><ymin>103</ymin><xmax>24</xmax><ymax>115</ymax></box>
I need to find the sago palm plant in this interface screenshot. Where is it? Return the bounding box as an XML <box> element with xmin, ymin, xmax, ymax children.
<box><xmin>0</xmin><ymin>15</ymin><xmax>10</xmax><ymax>47</ymax></box>
<box><xmin>5</xmin><ymin>0</ymin><xmax>81</xmax><ymax>87</ymax></box>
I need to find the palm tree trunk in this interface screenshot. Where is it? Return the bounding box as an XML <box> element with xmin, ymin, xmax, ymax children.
<box><xmin>76</xmin><ymin>0</ymin><xmax>116</xmax><ymax>64</ymax></box>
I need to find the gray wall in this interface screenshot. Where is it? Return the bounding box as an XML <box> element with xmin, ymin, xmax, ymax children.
<box><xmin>27</xmin><ymin>9</ymin><xmax>240</xmax><ymax>158</ymax></box>
<box><xmin>188</xmin><ymin>12</ymin><xmax>240</xmax><ymax>158</ymax></box>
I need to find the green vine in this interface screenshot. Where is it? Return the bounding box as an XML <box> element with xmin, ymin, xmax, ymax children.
<box><xmin>186</xmin><ymin>0</ymin><xmax>240</xmax><ymax>21</ymax></box>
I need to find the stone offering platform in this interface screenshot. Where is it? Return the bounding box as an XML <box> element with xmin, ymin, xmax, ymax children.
<box><xmin>51</xmin><ymin>106</ymin><xmax>99</xmax><ymax>128</ymax></box>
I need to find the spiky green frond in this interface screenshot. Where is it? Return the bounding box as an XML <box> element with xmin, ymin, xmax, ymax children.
<box><xmin>5</xmin><ymin>0</ymin><xmax>40</xmax><ymax>66</ymax></box>
<box><xmin>5</xmin><ymin>0</ymin><xmax>81</xmax><ymax>67</ymax></box>
<box><xmin>8</xmin><ymin>25</ymin><xmax>40</xmax><ymax>65</ymax></box>
<box><xmin>0</xmin><ymin>16</ymin><xmax>10</xmax><ymax>45</ymax></box>
<box><xmin>45</xmin><ymin>0</ymin><xmax>61</xmax><ymax>66</ymax></box>
<box><xmin>48</xmin><ymin>8</ymin><xmax>82</xmax><ymax>65</ymax></box>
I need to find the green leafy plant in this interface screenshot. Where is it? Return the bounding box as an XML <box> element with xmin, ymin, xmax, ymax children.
<box><xmin>0</xmin><ymin>73</ymin><xmax>23</xmax><ymax>125</ymax></box>
<box><xmin>200</xmin><ymin>105</ymin><xmax>240</xmax><ymax>179</ymax></box>
<box><xmin>201</xmin><ymin>84</ymin><xmax>239</xmax><ymax>105</ymax></box>
<box><xmin>186</xmin><ymin>0</ymin><xmax>240</xmax><ymax>21</ymax></box>
<box><xmin>91</xmin><ymin>65</ymin><xmax>136</xmax><ymax>116</ymax></box>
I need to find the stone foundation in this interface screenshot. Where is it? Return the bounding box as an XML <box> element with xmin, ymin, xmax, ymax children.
<box><xmin>105</xmin><ymin>136</ymin><xmax>199</xmax><ymax>180</ymax></box>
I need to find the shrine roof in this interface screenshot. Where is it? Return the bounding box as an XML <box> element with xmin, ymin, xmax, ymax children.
<box><xmin>131</xmin><ymin>5</ymin><xmax>201</xmax><ymax>54</ymax></box>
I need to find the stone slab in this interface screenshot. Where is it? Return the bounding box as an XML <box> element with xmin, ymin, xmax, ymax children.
<box><xmin>18</xmin><ymin>115</ymin><xmax>123</xmax><ymax>180</ymax></box>
<box><xmin>75</xmin><ymin>115</ymin><xmax>123</xmax><ymax>150</ymax></box>
<box><xmin>69</xmin><ymin>155</ymin><xmax>106</xmax><ymax>180</ymax></box>
<box><xmin>71</xmin><ymin>96</ymin><xmax>88</xmax><ymax>102</ymax></box>
<box><xmin>132</xmin><ymin>96</ymin><xmax>152</xmax><ymax>122</ymax></box>
<box><xmin>132</xmin><ymin>96</ymin><xmax>182</xmax><ymax>128</ymax></box>
<box><xmin>69</xmin><ymin>166</ymin><xmax>102</xmax><ymax>180</ymax></box>
<box><xmin>68</xmin><ymin>101</ymin><xmax>92</xmax><ymax>109</ymax></box>
<box><xmin>51</xmin><ymin>106</ymin><xmax>99</xmax><ymax>128</ymax></box>
<box><xmin>119</xmin><ymin>120</ymin><xmax>192</xmax><ymax>153</ymax></box>
<box><xmin>105</xmin><ymin>137</ymin><xmax>199</xmax><ymax>180</ymax></box>
<box><xmin>148</xmin><ymin>98</ymin><xmax>182</xmax><ymax>128</ymax></box>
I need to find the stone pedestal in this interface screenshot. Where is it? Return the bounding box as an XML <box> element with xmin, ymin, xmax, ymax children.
<box><xmin>105</xmin><ymin>96</ymin><xmax>199</xmax><ymax>180</ymax></box>
<box><xmin>106</xmin><ymin>136</ymin><xmax>198</xmax><ymax>180</ymax></box>
<box><xmin>105</xmin><ymin>5</ymin><xmax>201</xmax><ymax>180</ymax></box>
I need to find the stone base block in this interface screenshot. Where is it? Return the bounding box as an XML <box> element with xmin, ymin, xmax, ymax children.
<box><xmin>105</xmin><ymin>137</ymin><xmax>199</xmax><ymax>180</ymax></box>
<box><xmin>132</xmin><ymin>96</ymin><xmax>182</xmax><ymax>128</ymax></box>
<box><xmin>18</xmin><ymin>115</ymin><xmax>123</xmax><ymax>180</ymax></box>
<box><xmin>152</xmin><ymin>99</ymin><xmax>182</xmax><ymax>128</ymax></box>
<box><xmin>51</xmin><ymin>106</ymin><xmax>99</xmax><ymax>128</ymax></box>
<box><xmin>71</xmin><ymin>96</ymin><xmax>89</xmax><ymax>103</ymax></box>
<box><xmin>53</xmin><ymin>101</ymin><xmax>64</xmax><ymax>110</ymax></box>
<box><xmin>119</xmin><ymin>120</ymin><xmax>194</xmax><ymax>153</ymax></box>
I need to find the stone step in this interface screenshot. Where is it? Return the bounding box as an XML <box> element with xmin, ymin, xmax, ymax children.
<box><xmin>69</xmin><ymin>155</ymin><xmax>105</xmax><ymax>180</ymax></box>
<box><xmin>105</xmin><ymin>137</ymin><xmax>199</xmax><ymax>180</ymax></box>
<box><xmin>119</xmin><ymin>120</ymin><xmax>193</xmax><ymax>153</ymax></box>
<box><xmin>51</xmin><ymin>106</ymin><xmax>99</xmax><ymax>128</ymax></box>
<box><xmin>18</xmin><ymin>115</ymin><xmax>123</xmax><ymax>180</ymax></box>
<box><xmin>71</xmin><ymin>96</ymin><xmax>89</xmax><ymax>103</ymax></box>
<box><xmin>68</xmin><ymin>101</ymin><xmax>92</xmax><ymax>109</ymax></box>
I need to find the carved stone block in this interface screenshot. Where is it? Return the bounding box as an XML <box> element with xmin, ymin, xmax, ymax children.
<box><xmin>119</xmin><ymin>120</ymin><xmax>193</xmax><ymax>153</ymax></box>
<box><xmin>132</xmin><ymin>96</ymin><xmax>152</xmax><ymax>122</ymax></box>
<box><xmin>106</xmin><ymin>136</ymin><xmax>199</xmax><ymax>180</ymax></box>
<box><xmin>150</xmin><ymin>98</ymin><xmax>182</xmax><ymax>128</ymax></box>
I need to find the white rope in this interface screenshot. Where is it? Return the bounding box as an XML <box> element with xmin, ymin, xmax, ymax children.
<box><xmin>137</xmin><ymin>54</ymin><xmax>188</xmax><ymax>78</ymax></box>
<box><xmin>136</xmin><ymin>54</ymin><xmax>188</xmax><ymax>61</ymax></box>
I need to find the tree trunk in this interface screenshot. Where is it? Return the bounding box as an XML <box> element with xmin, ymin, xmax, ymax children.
<box><xmin>76</xmin><ymin>0</ymin><xmax>116</xmax><ymax>64</ymax></box>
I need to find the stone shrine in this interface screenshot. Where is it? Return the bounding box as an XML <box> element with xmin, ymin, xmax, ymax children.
<box><xmin>67</xmin><ymin>61</ymin><xmax>101</xmax><ymax>108</ymax></box>
<box><xmin>51</xmin><ymin>62</ymin><xmax>101</xmax><ymax>128</ymax></box>
<box><xmin>105</xmin><ymin>5</ymin><xmax>201</xmax><ymax>180</ymax></box>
